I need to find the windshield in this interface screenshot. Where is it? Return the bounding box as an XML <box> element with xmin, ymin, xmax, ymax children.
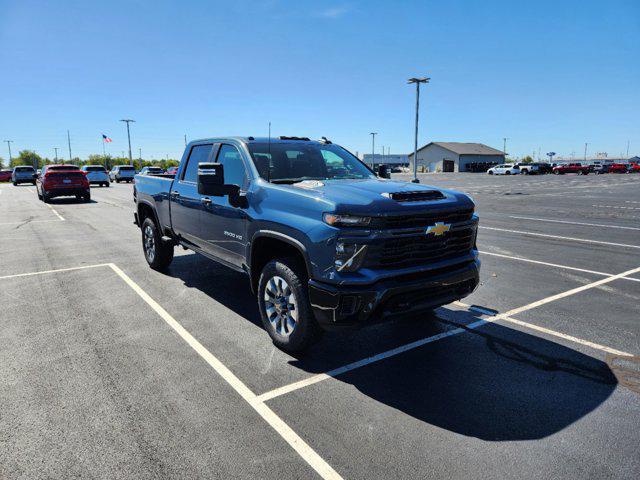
<box><xmin>15</xmin><ymin>167</ymin><xmax>34</xmax><ymax>172</ymax></box>
<box><xmin>247</xmin><ymin>142</ymin><xmax>374</xmax><ymax>183</ymax></box>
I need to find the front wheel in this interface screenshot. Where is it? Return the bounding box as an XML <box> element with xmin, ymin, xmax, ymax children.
<box><xmin>258</xmin><ymin>258</ymin><xmax>321</xmax><ymax>352</ymax></box>
<box><xmin>505</xmin><ymin>171</ymin><xmax>511</xmax><ymax>175</ymax></box>
<box><xmin>141</xmin><ymin>217</ymin><xmax>174</xmax><ymax>270</ymax></box>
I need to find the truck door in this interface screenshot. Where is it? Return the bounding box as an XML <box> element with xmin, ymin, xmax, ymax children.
<box><xmin>170</xmin><ymin>143</ymin><xmax>214</xmax><ymax>248</ymax></box>
<box><xmin>200</xmin><ymin>143</ymin><xmax>249</xmax><ymax>267</ymax></box>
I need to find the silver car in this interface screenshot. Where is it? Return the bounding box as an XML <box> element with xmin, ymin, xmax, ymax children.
<box><xmin>81</xmin><ymin>165</ymin><xmax>110</xmax><ymax>187</ymax></box>
<box><xmin>12</xmin><ymin>166</ymin><xmax>36</xmax><ymax>185</ymax></box>
<box><xmin>109</xmin><ymin>165</ymin><xmax>136</xmax><ymax>183</ymax></box>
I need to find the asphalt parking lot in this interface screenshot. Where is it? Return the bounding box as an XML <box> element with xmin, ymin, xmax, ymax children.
<box><xmin>1</xmin><ymin>172</ymin><xmax>639</xmax><ymax>479</ymax></box>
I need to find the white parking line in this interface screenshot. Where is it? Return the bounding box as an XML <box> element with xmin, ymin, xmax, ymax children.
<box><xmin>256</xmin><ymin>265</ymin><xmax>640</xmax><ymax>402</ymax></box>
<box><xmin>592</xmin><ymin>204</ymin><xmax>640</xmax><ymax>211</ymax></box>
<box><xmin>0</xmin><ymin>263</ymin><xmax>110</xmax><ymax>280</ymax></box>
<box><xmin>479</xmin><ymin>251</ymin><xmax>640</xmax><ymax>283</ymax></box>
<box><xmin>0</xmin><ymin>219</ymin><xmax>62</xmax><ymax>226</ymax></box>
<box><xmin>480</xmin><ymin>226</ymin><xmax>640</xmax><ymax>249</ymax></box>
<box><xmin>508</xmin><ymin>215</ymin><xmax>640</xmax><ymax>231</ymax></box>
<box><xmin>254</xmin><ymin>320</ymin><xmax>488</xmax><ymax>404</ymax></box>
<box><xmin>108</xmin><ymin>264</ymin><xmax>342</xmax><ymax>480</ymax></box>
<box><xmin>45</xmin><ymin>203</ymin><xmax>65</xmax><ymax>221</ymax></box>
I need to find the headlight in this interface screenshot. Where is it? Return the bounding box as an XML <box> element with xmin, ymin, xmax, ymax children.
<box><xmin>323</xmin><ymin>213</ymin><xmax>371</xmax><ymax>227</ymax></box>
<box><xmin>334</xmin><ymin>242</ymin><xmax>367</xmax><ymax>272</ymax></box>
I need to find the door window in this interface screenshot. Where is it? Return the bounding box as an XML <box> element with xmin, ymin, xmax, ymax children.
<box><xmin>182</xmin><ymin>144</ymin><xmax>213</xmax><ymax>183</ymax></box>
<box><xmin>216</xmin><ymin>144</ymin><xmax>247</xmax><ymax>187</ymax></box>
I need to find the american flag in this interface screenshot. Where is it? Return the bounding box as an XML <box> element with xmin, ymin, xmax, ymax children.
<box><xmin>102</xmin><ymin>134</ymin><xmax>113</xmax><ymax>143</ymax></box>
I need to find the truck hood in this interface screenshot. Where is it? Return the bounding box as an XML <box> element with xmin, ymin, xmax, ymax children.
<box><xmin>287</xmin><ymin>178</ymin><xmax>473</xmax><ymax>214</ymax></box>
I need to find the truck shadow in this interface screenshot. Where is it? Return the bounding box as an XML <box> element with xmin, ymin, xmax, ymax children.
<box><xmin>167</xmin><ymin>254</ymin><xmax>618</xmax><ymax>441</ymax></box>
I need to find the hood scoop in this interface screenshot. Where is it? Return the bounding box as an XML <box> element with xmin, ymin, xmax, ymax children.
<box><xmin>293</xmin><ymin>179</ymin><xmax>325</xmax><ymax>190</ymax></box>
<box><xmin>382</xmin><ymin>190</ymin><xmax>445</xmax><ymax>202</ymax></box>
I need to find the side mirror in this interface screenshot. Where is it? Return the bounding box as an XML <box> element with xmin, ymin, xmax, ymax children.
<box><xmin>378</xmin><ymin>164</ymin><xmax>391</xmax><ymax>179</ymax></box>
<box><xmin>197</xmin><ymin>162</ymin><xmax>241</xmax><ymax>197</ymax></box>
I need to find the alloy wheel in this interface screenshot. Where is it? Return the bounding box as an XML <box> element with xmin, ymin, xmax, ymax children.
<box><xmin>263</xmin><ymin>275</ymin><xmax>298</xmax><ymax>337</ymax></box>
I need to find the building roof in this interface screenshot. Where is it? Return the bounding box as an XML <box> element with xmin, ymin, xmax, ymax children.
<box><xmin>408</xmin><ymin>142</ymin><xmax>505</xmax><ymax>158</ymax></box>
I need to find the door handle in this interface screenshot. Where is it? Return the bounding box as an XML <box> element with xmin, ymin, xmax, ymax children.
<box><xmin>201</xmin><ymin>197</ymin><xmax>212</xmax><ymax>205</ymax></box>
<box><xmin>170</xmin><ymin>190</ymin><xmax>180</xmax><ymax>197</ymax></box>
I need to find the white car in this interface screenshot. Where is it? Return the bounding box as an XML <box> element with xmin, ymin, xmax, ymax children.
<box><xmin>487</xmin><ymin>164</ymin><xmax>520</xmax><ymax>175</ymax></box>
<box><xmin>81</xmin><ymin>165</ymin><xmax>110</xmax><ymax>187</ymax></box>
<box><xmin>109</xmin><ymin>165</ymin><xmax>136</xmax><ymax>183</ymax></box>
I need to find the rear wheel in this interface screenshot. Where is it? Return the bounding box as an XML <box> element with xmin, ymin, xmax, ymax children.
<box><xmin>42</xmin><ymin>190</ymin><xmax>49</xmax><ymax>203</ymax></box>
<box><xmin>505</xmin><ymin>171</ymin><xmax>511</xmax><ymax>175</ymax></box>
<box><xmin>116</xmin><ymin>178</ymin><xmax>121</xmax><ymax>183</ymax></box>
<box><xmin>141</xmin><ymin>217</ymin><xmax>174</xmax><ymax>270</ymax></box>
<box><xmin>258</xmin><ymin>258</ymin><xmax>321</xmax><ymax>352</ymax></box>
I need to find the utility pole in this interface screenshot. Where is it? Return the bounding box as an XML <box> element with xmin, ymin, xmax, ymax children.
<box><xmin>184</xmin><ymin>134</ymin><xmax>187</xmax><ymax>147</ymax></box>
<box><xmin>408</xmin><ymin>76</ymin><xmax>430</xmax><ymax>183</ymax></box>
<box><xmin>139</xmin><ymin>148</ymin><xmax>142</xmax><ymax>160</ymax></box>
<box><xmin>67</xmin><ymin>130</ymin><xmax>73</xmax><ymax>162</ymax></box>
<box><xmin>584</xmin><ymin>142</ymin><xmax>588</xmax><ymax>162</ymax></box>
<box><xmin>503</xmin><ymin>137</ymin><xmax>508</xmax><ymax>157</ymax></box>
<box><xmin>54</xmin><ymin>147</ymin><xmax>59</xmax><ymax>163</ymax></box>
<box><xmin>4</xmin><ymin>140</ymin><xmax>13</xmax><ymax>166</ymax></box>
<box><xmin>381</xmin><ymin>145</ymin><xmax>385</xmax><ymax>165</ymax></box>
<box><xmin>120</xmin><ymin>119</ymin><xmax>135</xmax><ymax>166</ymax></box>
<box><xmin>626</xmin><ymin>140</ymin><xmax>630</xmax><ymax>158</ymax></box>
<box><xmin>369</xmin><ymin>132</ymin><xmax>377</xmax><ymax>170</ymax></box>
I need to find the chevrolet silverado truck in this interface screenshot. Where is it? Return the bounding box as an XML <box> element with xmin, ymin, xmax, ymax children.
<box><xmin>134</xmin><ymin>137</ymin><xmax>480</xmax><ymax>352</ymax></box>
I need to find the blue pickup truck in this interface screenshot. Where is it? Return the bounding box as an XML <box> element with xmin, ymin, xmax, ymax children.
<box><xmin>134</xmin><ymin>136</ymin><xmax>480</xmax><ymax>352</ymax></box>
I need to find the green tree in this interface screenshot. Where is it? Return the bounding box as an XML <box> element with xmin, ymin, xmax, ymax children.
<box><xmin>520</xmin><ymin>155</ymin><xmax>534</xmax><ymax>164</ymax></box>
<box><xmin>0</xmin><ymin>156</ymin><xmax>5</xmax><ymax>169</ymax></box>
<box><xmin>11</xmin><ymin>150</ymin><xmax>44</xmax><ymax>168</ymax></box>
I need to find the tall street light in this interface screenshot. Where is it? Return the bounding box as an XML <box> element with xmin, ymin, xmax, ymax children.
<box><xmin>120</xmin><ymin>119</ymin><xmax>136</xmax><ymax>166</ymax></box>
<box><xmin>4</xmin><ymin>140</ymin><xmax>13</xmax><ymax>166</ymax></box>
<box><xmin>408</xmin><ymin>76</ymin><xmax>430</xmax><ymax>183</ymax></box>
<box><xmin>370</xmin><ymin>132</ymin><xmax>377</xmax><ymax>170</ymax></box>
<box><xmin>54</xmin><ymin>147</ymin><xmax>59</xmax><ymax>163</ymax></box>
<box><xmin>584</xmin><ymin>142</ymin><xmax>588</xmax><ymax>162</ymax></box>
<box><xmin>503</xmin><ymin>137</ymin><xmax>508</xmax><ymax>157</ymax></box>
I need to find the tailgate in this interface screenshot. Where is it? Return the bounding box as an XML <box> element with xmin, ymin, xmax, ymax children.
<box><xmin>47</xmin><ymin>171</ymin><xmax>86</xmax><ymax>187</ymax></box>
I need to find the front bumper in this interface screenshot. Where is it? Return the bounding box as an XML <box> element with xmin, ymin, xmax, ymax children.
<box><xmin>309</xmin><ymin>258</ymin><xmax>480</xmax><ymax>329</ymax></box>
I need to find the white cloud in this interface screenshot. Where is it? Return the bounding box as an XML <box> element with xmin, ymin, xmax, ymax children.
<box><xmin>317</xmin><ymin>5</ymin><xmax>350</xmax><ymax>18</ymax></box>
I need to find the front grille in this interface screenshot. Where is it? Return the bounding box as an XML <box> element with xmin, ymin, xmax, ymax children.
<box><xmin>365</xmin><ymin>226</ymin><xmax>476</xmax><ymax>269</ymax></box>
<box><xmin>370</xmin><ymin>208</ymin><xmax>474</xmax><ymax>230</ymax></box>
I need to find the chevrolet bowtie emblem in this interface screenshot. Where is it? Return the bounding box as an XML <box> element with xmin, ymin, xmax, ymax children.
<box><xmin>426</xmin><ymin>222</ymin><xmax>451</xmax><ymax>236</ymax></box>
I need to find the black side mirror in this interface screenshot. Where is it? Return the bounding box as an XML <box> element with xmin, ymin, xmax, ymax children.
<box><xmin>378</xmin><ymin>164</ymin><xmax>391</xmax><ymax>179</ymax></box>
<box><xmin>198</xmin><ymin>162</ymin><xmax>226</xmax><ymax>196</ymax></box>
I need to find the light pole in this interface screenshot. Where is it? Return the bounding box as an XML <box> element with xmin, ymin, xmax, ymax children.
<box><xmin>503</xmin><ymin>137</ymin><xmax>508</xmax><ymax>157</ymax></box>
<box><xmin>184</xmin><ymin>134</ymin><xmax>187</xmax><ymax>147</ymax></box>
<box><xmin>67</xmin><ymin>130</ymin><xmax>73</xmax><ymax>162</ymax></box>
<box><xmin>4</xmin><ymin>140</ymin><xmax>13</xmax><ymax>166</ymax></box>
<box><xmin>54</xmin><ymin>147</ymin><xmax>59</xmax><ymax>163</ymax></box>
<box><xmin>408</xmin><ymin>76</ymin><xmax>430</xmax><ymax>183</ymax></box>
<box><xmin>370</xmin><ymin>132</ymin><xmax>377</xmax><ymax>170</ymax></box>
<box><xmin>120</xmin><ymin>119</ymin><xmax>136</xmax><ymax>166</ymax></box>
<box><xmin>584</xmin><ymin>142</ymin><xmax>588</xmax><ymax>162</ymax></box>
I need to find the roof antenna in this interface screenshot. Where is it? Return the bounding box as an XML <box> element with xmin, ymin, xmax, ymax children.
<box><xmin>267</xmin><ymin>121</ymin><xmax>271</xmax><ymax>182</ymax></box>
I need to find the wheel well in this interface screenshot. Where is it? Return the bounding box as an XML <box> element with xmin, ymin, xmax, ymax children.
<box><xmin>250</xmin><ymin>236</ymin><xmax>308</xmax><ymax>293</ymax></box>
<box><xmin>137</xmin><ymin>203</ymin><xmax>156</xmax><ymax>228</ymax></box>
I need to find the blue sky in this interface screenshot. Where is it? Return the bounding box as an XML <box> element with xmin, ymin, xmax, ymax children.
<box><xmin>1</xmin><ymin>0</ymin><xmax>638</xmax><ymax>161</ymax></box>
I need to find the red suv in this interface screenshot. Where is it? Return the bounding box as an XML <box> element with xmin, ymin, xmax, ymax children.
<box><xmin>552</xmin><ymin>163</ymin><xmax>590</xmax><ymax>175</ymax></box>
<box><xmin>36</xmin><ymin>165</ymin><xmax>91</xmax><ymax>202</ymax></box>
<box><xmin>0</xmin><ymin>170</ymin><xmax>12</xmax><ymax>182</ymax></box>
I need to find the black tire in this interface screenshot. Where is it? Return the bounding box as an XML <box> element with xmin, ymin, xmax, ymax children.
<box><xmin>141</xmin><ymin>217</ymin><xmax>174</xmax><ymax>270</ymax></box>
<box><xmin>116</xmin><ymin>178</ymin><xmax>121</xmax><ymax>183</ymax></box>
<box><xmin>83</xmin><ymin>194</ymin><xmax>91</xmax><ymax>202</ymax></box>
<box><xmin>12</xmin><ymin>182</ymin><xmax>16</xmax><ymax>186</ymax></box>
<box><xmin>258</xmin><ymin>257</ymin><xmax>321</xmax><ymax>352</ymax></box>
<box><xmin>105</xmin><ymin>182</ymin><xmax>110</xmax><ymax>187</ymax></box>
<box><xmin>522</xmin><ymin>169</ymin><xmax>528</xmax><ymax>175</ymax></box>
<box><xmin>505</xmin><ymin>171</ymin><xmax>511</xmax><ymax>175</ymax></box>
<box><xmin>42</xmin><ymin>190</ymin><xmax>49</xmax><ymax>203</ymax></box>
<box><xmin>554</xmin><ymin>170</ymin><xmax>560</xmax><ymax>175</ymax></box>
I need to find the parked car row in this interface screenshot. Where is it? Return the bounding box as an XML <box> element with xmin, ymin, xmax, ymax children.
<box><xmin>487</xmin><ymin>162</ymin><xmax>639</xmax><ymax>175</ymax></box>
